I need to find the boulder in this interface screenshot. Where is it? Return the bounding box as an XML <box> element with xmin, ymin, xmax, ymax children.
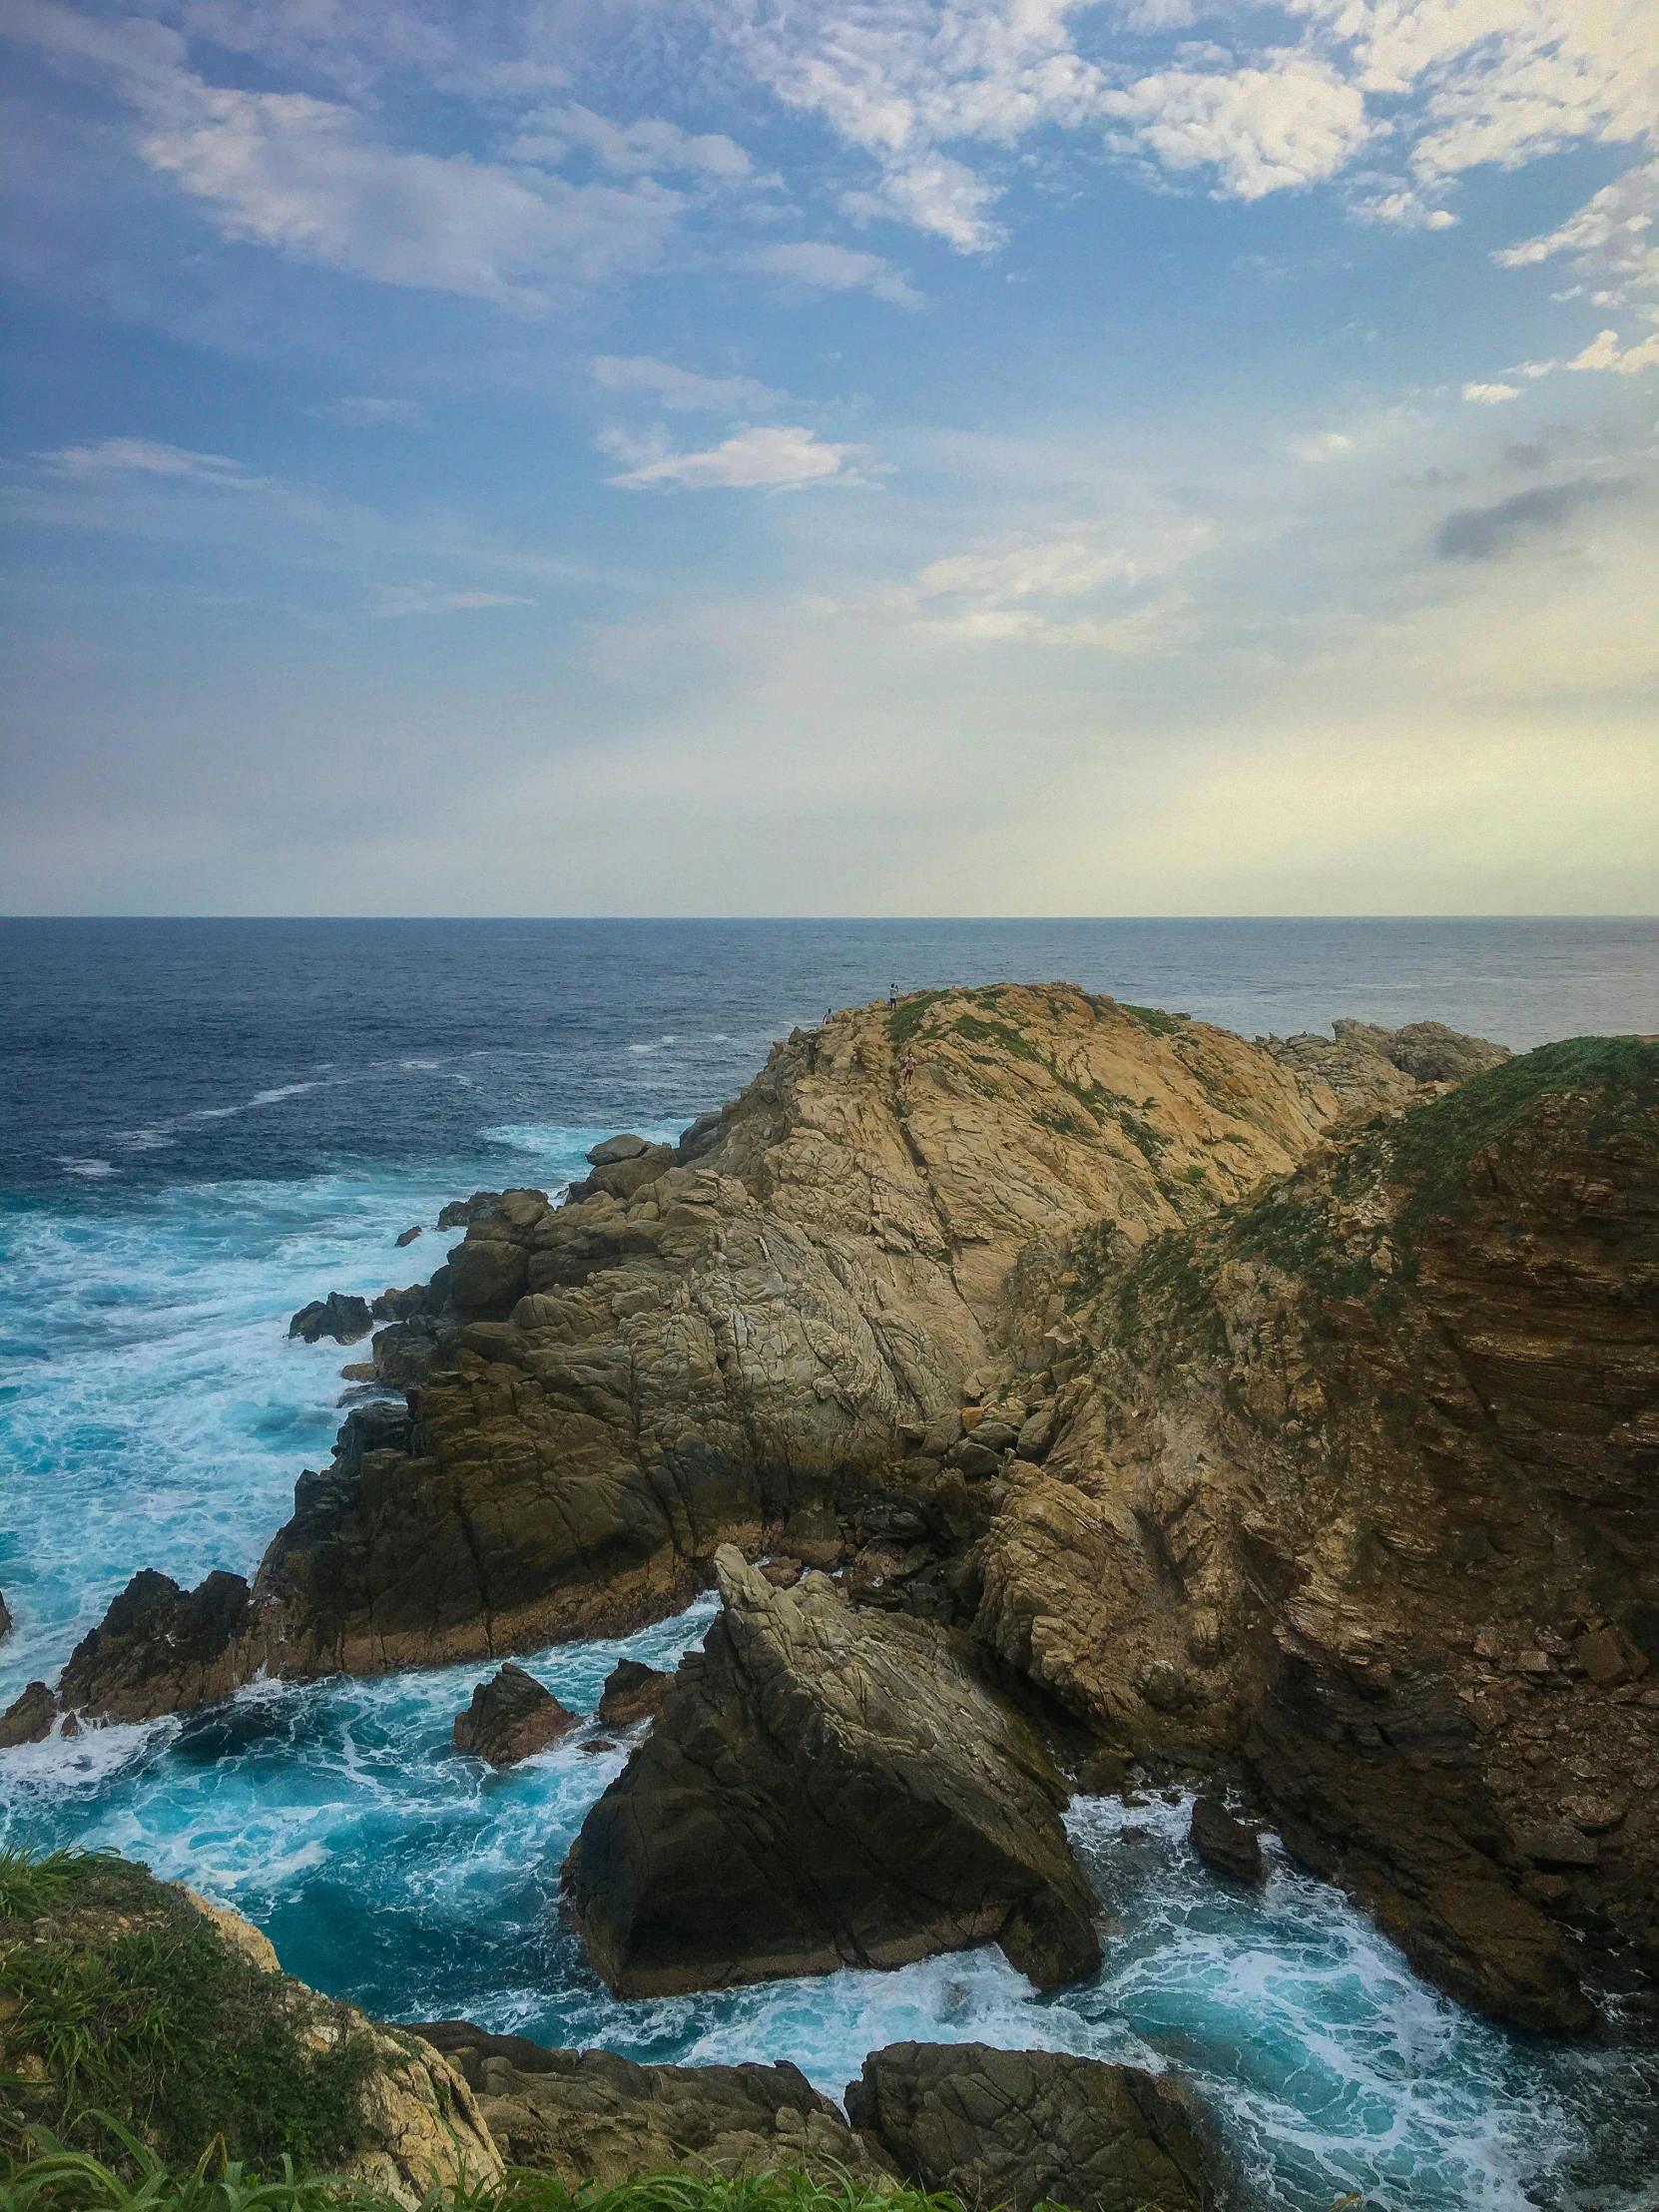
<box><xmin>288</xmin><ymin>1292</ymin><xmax>373</xmax><ymax>1345</ymax></box>
<box><xmin>452</xmin><ymin>1664</ymin><xmax>578</xmax><ymax>1766</ymax></box>
<box><xmin>410</xmin><ymin>2023</ymin><xmax>893</xmax><ymax>2188</ymax></box>
<box><xmin>565</xmin><ymin>1547</ymin><xmax>1102</xmax><ymax>1998</ymax></box>
<box><xmin>1386</xmin><ymin>1019</ymin><xmax>1510</xmax><ymax>1084</ymax></box>
<box><xmin>436</xmin><ymin>1191</ymin><xmax>508</xmax><ymax>1229</ymax></box>
<box><xmin>0</xmin><ymin>1680</ymin><xmax>57</xmax><ymax>1748</ymax></box>
<box><xmin>1189</xmin><ymin>1797</ymin><xmax>1264</xmax><ymax>1886</ymax></box>
<box><xmin>587</xmin><ymin>1134</ymin><xmax>652</xmax><ymax>1167</ymax></box>
<box><xmin>446</xmin><ymin>1237</ymin><xmax>529</xmax><ymax>1315</ymax></box>
<box><xmin>59</xmin><ymin>1568</ymin><xmax>254</xmax><ymax>1724</ymax></box>
<box><xmin>845</xmin><ymin>2042</ymin><xmax>1223</xmax><ymax>2212</ymax></box>
<box><xmin>1</xmin><ymin>1851</ymin><xmax>500</xmax><ymax>2205</ymax></box>
<box><xmin>596</xmin><ymin>1658</ymin><xmax>671</xmax><ymax>1729</ymax></box>
<box><xmin>395</xmin><ymin>1225</ymin><xmax>423</xmax><ymax>1248</ymax></box>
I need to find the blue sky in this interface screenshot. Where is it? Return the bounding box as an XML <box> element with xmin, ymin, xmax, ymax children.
<box><xmin>2</xmin><ymin>0</ymin><xmax>1656</xmax><ymax>915</ymax></box>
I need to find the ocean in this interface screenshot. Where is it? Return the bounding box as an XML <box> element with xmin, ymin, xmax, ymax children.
<box><xmin>2</xmin><ymin>916</ymin><xmax>1657</xmax><ymax>2211</ymax></box>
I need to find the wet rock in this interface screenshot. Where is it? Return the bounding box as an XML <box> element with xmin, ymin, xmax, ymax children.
<box><xmin>395</xmin><ymin>1225</ymin><xmax>423</xmax><ymax>1248</ymax></box>
<box><xmin>371</xmin><ymin>1284</ymin><xmax>427</xmax><ymax>1322</ymax></box>
<box><xmin>410</xmin><ymin>2023</ymin><xmax>893</xmax><ymax>2188</ymax></box>
<box><xmin>447</xmin><ymin>1238</ymin><xmax>529</xmax><ymax>1315</ymax></box>
<box><xmin>845</xmin><ymin>2041</ymin><xmax>1224</xmax><ymax>2212</ymax></box>
<box><xmin>1189</xmin><ymin>1797</ymin><xmax>1264</xmax><ymax>1886</ymax></box>
<box><xmin>437</xmin><ymin>1191</ymin><xmax>508</xmax><ymax>1229</ymax></box>
<box><xmin>566</xmin><ymin>1547</ymin><xmax>1102</xmax><ymax>1998</ymax></box>
<box><xmin>60</xmin><ymin>1568</ymin><xmax>254</xmax><ymax>1725</ymax></box>
<box><xmin>1075</xmin><ymin>1750</ymin><xmax>1129</xmax><ymax>1795</ymax></box>
<box><xmin>596</xmin><ymin>1659</ymin><xmax>672</xmax><ymax>1729</ymax></box>
<box><xmin>371</xmin><ymin>1317</ymin><xmax>443</xmax><ymax>1388</ymax></box>
<box><xmin>288</xmin><ymin>1292</ymin><xmax>373</xmax><ymax>1345</ymax></box>
<box><xmin>0</xmin><ymin>1680</ymin><xmax>57</xmax><ymax>1748</ymax></box>
<box><xmin>0</xmin><ymin>1588</ymin><xmax>10</xmax><ymax>1640</ymax></box>
<box><xmin>453</xmin><ymin>1665</ymin><xmax>578</xmax><ymax>1766</ymax></box>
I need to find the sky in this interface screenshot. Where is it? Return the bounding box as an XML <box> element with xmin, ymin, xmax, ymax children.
<box><xmin>1</xmin><ymin>0</ymin><xmax>1656</xmax><ymax>916</ymax></box>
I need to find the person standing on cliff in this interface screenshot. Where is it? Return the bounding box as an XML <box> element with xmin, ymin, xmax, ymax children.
<box><xmin>888</xmin><ymin>982</ymin><xmax>897</xmax><ymax>1007</ymax></box>
<box><xmin>902</xmin><ymin>1049</ymin><xmax>915</xmax><ymax>1089</ymax></box>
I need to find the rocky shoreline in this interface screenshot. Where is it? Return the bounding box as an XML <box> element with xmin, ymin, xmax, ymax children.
<box><xmin>5</xmin><ymin>985</ymin><xmax>1656</xmax><ymax>2071</ymax></box>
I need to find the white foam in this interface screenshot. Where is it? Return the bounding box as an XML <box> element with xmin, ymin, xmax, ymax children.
<box><xmin>59</xmin><ymin>1158</ymin><xmax>115</xmax><ymax>1178</ymax></box>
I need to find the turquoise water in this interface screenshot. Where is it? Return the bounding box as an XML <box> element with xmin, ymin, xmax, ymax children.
<box><xmin>4</xmin><ymin>920</ymin><xmax>1659</xmax><ymax>2208</ymax></box>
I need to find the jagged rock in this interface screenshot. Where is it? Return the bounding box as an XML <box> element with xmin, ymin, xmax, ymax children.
<box><xmin>60</xmin><ymin>1568</ymin><xmax>254</xmax><ymax>1724</ymax></box>
<box><xmin>0</xmin><ymin>1680</ymin><xmax>56</xmax><ymax>1748</ymax></box>
<box><xmin>371</xmin><ymin>1317</ymin><xmax>443</xmax><ymax>1387</ymax></box>
<box><xmin>411</xmin><ymin>2023</ymin><xmax>894</xmax><ymax>2188</ymax></box>
<box><xmin>452</xmin><ymin>1664</ymin><xmax>578</xmax><ymax>1766</ymax></box>
<box><xmin>1384</xmin><ymin>1019</ymin><xmax>1510</xmax><ymax>1084</ymax></box>
<box><xmin>288</xmin><ymin>1292</ymin><xmax>374</xmax><ymax>1345</ymax></box>
<box><xmin>974</xmin><ymin>1038</ymin><xmax>1659</xmax><ymax>2030</ymax></box>
<box><xmin>436</xmin><ymin>1191</ymin><xmax>508</xmax><ymax>1229</ymax></box>
<box><xmin>845</xmin><ymin>2042</ymin><xmax>1224</xmax><ymax>2212</ymax></box>
<box><xmin>565</xmin><ymin>1546</ymin><xmax>1102</xmax><ymax>1998</ymax></box>
<box><xmin>587</xmin><ymin>1134</ymin><xmax>652</xmax><ymax>1166</ymax></box>
<box><xmin>1</xmin><ymin>1852</ymin><xmax>500</xmax><ymax>2205</ymax></box>
<box><xmin>0</xmin><ymin>1587</ymin><xmax>10</xmax><ymax>1639</ymax></box>
<box><xmin>596</xmin><ymin>1658</ymin><xmax>671</xmax><ymax>1728</ymax></box>
<box><xmin>395</xmin><ymin>1225</ymin><xmax>423</xmax><ymax>1248</ymax></box>
<box><xmin>371</xmin><ymin>1284</ymin><xmax>427</xmax><ymax>1322</ymax></box>
<box><xmin>1266</xmin><ymin>1016</ymin><xmax>1510</xmax><ymax>1113</ymax></box>
<box><xmin>1189</xmin><ymin>1797</ymin><xmax>1264</xmax><ymax>1886</ymax></box>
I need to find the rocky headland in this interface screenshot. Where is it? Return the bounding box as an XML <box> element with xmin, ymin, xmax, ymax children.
<box><xmin>6</xmin><ymin>987</ymin><xmax>1656</xmax><ymax>2047</ymax></box>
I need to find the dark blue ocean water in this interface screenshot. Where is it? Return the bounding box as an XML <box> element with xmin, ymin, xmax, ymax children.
<box><xmin>2</xmin><ymin>918</ymin><xmax>1657</xmax><ymax>2211</ymax></box>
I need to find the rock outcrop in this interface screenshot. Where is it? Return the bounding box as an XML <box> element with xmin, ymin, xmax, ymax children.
<box><xmin>845</xmin><ymin>2042</ymin><xmax>1223</xmax><ymax>2212</ymax></box>
<box><xmin>971</xmin><ymin>1036</ymin><xmax>1659</xmax><ymax>2030</ymax></box>
<box><xmin>452</xmin><ymin>1664</ymin><xmax>578</xmax><ymax>1765</ymax></box>
<box><xmin>0</xmin><ymin>1852</ymin><xmax>500</xmax><ymax>2206</ymax></box>
<box><xmin>1189</xmin><ymin>1798</ymin><xmax>1264</xmax><ymax>1887</ymax></box>
<box><xmin>55</xmin><ymin>986</ymin><xmax>1336</xmax><ymax>1706</ymax></box>
<box><xmin>411</xmin><ymin>2023</ymin><xmax>895</xmax><ymax>2188</ymax></box>
<box><xmin>565</xmin><ymin>1546</ymin><xmax>1102</xmax><ymax>1997</ymax></box>
<box><xmin>1264</xmin><ymin>1017</ymin><xmax>1510</xmax><ymax>1114</ymax></box>
<box><xmin>596</xmin><ymin>1658</ymin><xmax>671</xmax><ymax>1728</ymax></box>
<box><xmin>58</xmin><ymin>1567</ymin><xmax>254</xmax><ymax>1723</ymax></box>
<box><xmin>0</xmin><ymin>1680</ymin><xmax>56</xmax><ymax>1748</ymax></box>
<box><xmin>288</xmin><ymin>1292</ymin><xmax>374</xmax><ymax>1345</ymax></box>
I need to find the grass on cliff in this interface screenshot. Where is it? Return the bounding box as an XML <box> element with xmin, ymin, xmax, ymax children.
<box><xmin>0</xmin><ymin>2152</ymin><xmax>988</xmax><ymax>2212</ymax></box>
<box><xmin>0</xmin><ymin>1852</ymin><xmax>373</xmax><ymax>2176</ymax></box>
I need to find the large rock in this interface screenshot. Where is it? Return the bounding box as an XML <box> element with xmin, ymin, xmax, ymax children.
<box><xmin>0</xmin><ymin>1680</ymin><xmax>57</xmax><ymax>1748</ymax></box>
<box><xmin>565</xmin><ymin>1546</ymin><xmax>1102</xmax><ymax>1997</ymax></box>
<box><xmin>1189</xmin><ymin>1797</ymin><xmax>1264</xmax><ymax>1887</ymax></box>
<box><xmin>845</xmin><ymin>2042</ymin><xmax>1223</xmax><ymax>2212</ymax></box>
<box><xmin>1264</xmin><ymin>1016</ymin><xmax>1509</xmax><ymax>1115</ymax></box>
<box><xmin>288</xmin><ymin>1292</ymin><xmax>374</xmax><ymax>1345</ymax></box>
<box><xmin>59</xmin><ymin>1568</ymin><xmax>253</xmax><ymax>1724</ymax></box>
<box><xmin>452</xmin><ymin>1664</ymin><xmax>578</xmax><ymax>1765</ymax></box>
<box><xmin>596</xmin><ymin>1657</ymin><xmax>671</xmax><ymax>1728</ymax></box>
<box><xmin>972</xmin><ymin>1037</ymin><xmax>1659</xmax><ymax>2030</ymax></box>
<box><xmin>100</xmin><ymin>988</ymin><xmax>1334</xmax><ymax>1694</ymax></box>
<box><xmin>411</xmin><ymin>2022</ymin><xmax>894</xmax><ymax>2188</ymax></box>
<box><xmin>1</xmin><ymin>1851</ymin><xmax>500</xmax><ymax>2205</ymax></box>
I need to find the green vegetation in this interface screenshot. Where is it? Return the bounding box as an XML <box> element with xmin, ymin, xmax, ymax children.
<box><xmin>950</xmin><ymin>1013</ymin><xmax>1038</xmax><ymax>1062</ymax></box>
<box><xmin>1118</xmin><ymin>1005</ymin><xmax>1189</xmax><ymax>1037</ymax></box>
<box><xmin>1</xmin><ymin>1856</ymin><xmax>372</xmax><ymax>2176</ymax></box>
<box><xmin>1103</xmin><ymin>1231</ymin><xmax>1226</xmax><ymax>1358</ymax></box>
<box><xmin>0</xmin><ymin>2150</ymin><xmax>974</xmax><ymax>2212</ymax></box>
<box><xmin>885</xmin><ymin>993</ymin><xmax>947</xmax><ymax>1046</ymax></box>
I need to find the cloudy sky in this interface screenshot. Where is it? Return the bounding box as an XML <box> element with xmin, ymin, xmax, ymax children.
<box><xmin>2</xmin><ymin>0</ymin><xmax>1656</xmax><ymax>915</ymax></box>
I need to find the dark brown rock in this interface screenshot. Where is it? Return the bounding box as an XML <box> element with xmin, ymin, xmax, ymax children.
<box><xmin>60</xmin><ymin>1569</ymin><xmax>254</xmax><ymax>1724</ymax></box>
<box><xmin>0</xmin><ymin>1680</ymin><xmax>57</xmax><ymax>1748</ymax></box>
<box><xmin>844</xmin><ymin>2041</ymin><xmax>1224</xmax><ymax>2212</ymax></box>
<box><xmin>447</xmin><ymin>1238</ymin><xmax>530</xmax><ymax>1315</ymax></box>
<box><xmin>1189</xmin><ymin>1797</ymin><xmax>1264</xmax><ymax>1886</ymax></box>
<box><xmin>0</xmin><ymin>1588</ymin><xmax>10</xmax><ymax>1640</ymax></box>
<box><xmin>587</xmin><ymin>1134</ymin><xmax>652</xmax><ymax>1167</ymax></box>
<box><xmin>452</xmin><ymin>1664</ymin><xmax>577</xmax><ymax>1766</ymax></box>
<box><xmin>596</xmin><ymin>1659</ymin><xmax>672</xmax><ymax>1729</ymax></box>
<box><xmin>565</xmin><ymin>1548</ymin><xmax>1102</xmax><ymax>1998</ymax></box>
<box><xmin>436</xmin><ymin>1191</ymin><xmax>507</xmax><ymax>1229</ymax></box>
<box><xmin>409</xmin><ymin>2022</ymin><xmax>894</xmax><ymax>2187</ymax></box>
<box><xmin>287</xmin><ymin>1292</ymin><xmax>373</xmax><ymax>1345</ymax></box>
<box><xmin>395</xmin><ymin>1225</ymin><xmax>423</xmax><ymax>1248</ymax></box>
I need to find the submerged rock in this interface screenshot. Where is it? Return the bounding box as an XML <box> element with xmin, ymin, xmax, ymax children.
<box><xmin>1189</xmin><ymin>1797</ymin><xmax>1264</xmax><ymax>1887</ymax></box>
<box><xmin>411</xmin><ymin>2022</ymin><xmax>893</xmax><ymax>2188</ymax></box>
<box><xmin>452</xmin><ymin>1664</ymin><xmax>578</xmax><ymax>1766</ymax></box>
<box><xmin>565</xmin><ymin>1546</ymin><xmax>1102</xmax><ymax>1998</ymax></box>
<box><xmin>845</xmin><ymin>2041</ymin><xmax>1224</xmax><ymax>2212</ymax></box>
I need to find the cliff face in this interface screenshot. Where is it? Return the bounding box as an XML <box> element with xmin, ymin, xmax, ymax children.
<box><xmin>975</xmin><ymin>1038</ymin><xmax>1659</xmax><ymax>2029</ymax></box>
<box><xmin>51</xmin><ymin>986</ymin><xmax>1335</xmax><ymax>1704</ymax></box>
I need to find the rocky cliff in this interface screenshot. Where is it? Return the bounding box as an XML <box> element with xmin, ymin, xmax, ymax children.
<box><xmin>972</xmin><ymin>1035</ymin><xmax>1659</xmax><ymax>2029</ymax></box>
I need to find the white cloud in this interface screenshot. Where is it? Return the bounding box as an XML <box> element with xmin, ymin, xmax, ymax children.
<box><xmin>1463</xmin><ymin>380</ymin><xmax>1520</xmax><ymax>404</ymax></box>
<box><xmin>841</xmin><ymin>155</ymin><xmax>1006</xmax><ymax>250</ymax></box>
<box><xmin>1100</xmin><ymin>59</ymin><xmax>1374</xmax><ymax>199</ymax></box>
<box><xmin>1350</xmin><ymin>183</ymin><xmax>1457</xmax><ymax>230</ymax></box>
<box><xmin>745</xmin><ymin>242</ymin><xmax>922</xmax><ymax>306</ymax></box>
<box><xmin>591</xmin><ymin>356</ymin><xmax>782</xmax><ymax>412</ymax></box>
<box><xmin>1566</xmin><ymin>325</ymin><xmax>1659</xmax><ymax>373</ymax></box>
<box><xmin>307</xmin><ymin>396</ymin><xmax>428</xmax><ymax>428</ymax></box>
<box><xmin>1290</xmin><ymin>430</ymin><xmax>1355</xmax><ymax>461</ymax></box>
<box><xmin>604</xmin><ymin>424</ymin><xmax>854</xmax><ymax>490</ymax></box>
<box><xmin>36</xmin><ymin>436</ymin><xmax>271</xmax><ymax>487</ymax></box>
<box><xmin>509</xmin><ymin>105</ymin><xmax>753</xmax><ymax>182</ymax></box>
<box><xmin>1496</xmin><ymin>163</ymin><xmax>1659</xmax><ymax>314</ymax></box>
<box><xmin>374</xmin><ymin>586</ymin><xmax>535</xmax><ymax>617</ymax></box>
